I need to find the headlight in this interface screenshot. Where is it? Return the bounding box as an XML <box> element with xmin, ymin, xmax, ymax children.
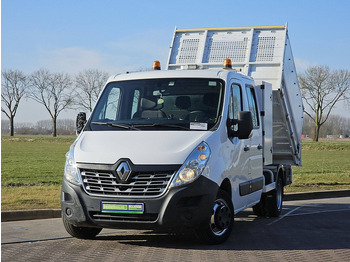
<box><xmin>171</xmin><ymin>142</ymin><xmax>211</xmax><ymax>187</ymax></box>
<box><xmin>64</xmin><ymin>144</ymin><xmax>81</xmax><ymax>185</ymax></box>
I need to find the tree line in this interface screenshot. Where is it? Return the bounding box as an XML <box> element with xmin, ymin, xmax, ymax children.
<box><xmin>2</xmin><ymin>65</ymin><xmax>350</xmax><ymax>141</ymax></box>
<box><xmin>2</xmin><ymin>69</ymin><xmax>108</xmax><ymax>136</ymax></box>
<box><xmin>1</xmin><ymin>119</ymin><xmax>75</xmax><ymax>135</ymax></box>
<box><xmin>302</xmin><ymin>114</ymin><xmax>350</xmax><ymax>138</ymax></box>
<box><xmin>2</xmin><ymin>114</ymin><xmax>350</xmax><ymax>138</ymax></box>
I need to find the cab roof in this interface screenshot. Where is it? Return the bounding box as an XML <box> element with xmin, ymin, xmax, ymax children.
<box><xmin>107</xmin><ymin>69</ymin><xmax>252</xmax><ymax>83</ymax></box>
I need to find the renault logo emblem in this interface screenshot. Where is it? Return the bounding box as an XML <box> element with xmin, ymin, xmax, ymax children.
<box><xmin>116</xmin><ymin>162</ymin><xmax>131</xmax><ymax>182</ymax></box>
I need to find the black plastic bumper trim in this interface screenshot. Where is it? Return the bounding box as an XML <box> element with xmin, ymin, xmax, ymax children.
<box><xmin>61</xmin><ymin>175</ymin><xmax>219</xmax><ymax>231</ymax></box>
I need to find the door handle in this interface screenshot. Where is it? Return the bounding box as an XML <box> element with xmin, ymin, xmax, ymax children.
<box><xmin>244</xmin><ymin>146</ymin><xmax>250</xmax><ymax>152</ymax></box>
<box><xmin>257</xmin><ymin>144</ymin><xmax>263</xmax><ymax>150</ymax></box>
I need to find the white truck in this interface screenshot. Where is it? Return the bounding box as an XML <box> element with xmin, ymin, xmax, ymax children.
<box><xmin>62</xmin><ymin>25</ymin><xmax>303</xmax><ymax>244</ymax></box>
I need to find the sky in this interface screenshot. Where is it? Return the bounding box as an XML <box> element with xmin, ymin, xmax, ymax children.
<box><xmin>2</xmin><ymin>0</ymin><xmax>350</xmax><ymax>123</ymax></box>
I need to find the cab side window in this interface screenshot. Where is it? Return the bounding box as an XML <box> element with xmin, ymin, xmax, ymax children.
<box><xmin>228</xmin><ymin>84</ymin><xmax>242</xmax><ymax>120</ymax></box>
<box><xmin>246</xmin><ymin>86</ymin><xmax>259</xmax><ymax>127</ymax></box>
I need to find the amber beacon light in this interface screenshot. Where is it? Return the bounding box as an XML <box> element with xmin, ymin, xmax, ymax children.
<box><xmin>153</xmin><ymin>60</ymin><xmax>161</xmax><ymax>70</ymax></box>
<box><xmin>223</xmin><ymin>58</ymin><xmax>232</xmax><ymax>69</ymax></box>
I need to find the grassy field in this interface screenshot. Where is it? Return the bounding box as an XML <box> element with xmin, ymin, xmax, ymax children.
<box><xmin>2</xmin><ymin>135</ymin><xmax>75</xmax><ymax>210</ymax></box>
<box><xmin>1</xmin><ymin>135</ymin><xmax>350</xmax><ymax>210</ymax></box>
<box><xmin>285</xmin><ymin>139</ymin><xmax>350</xmax><ymax>192</ymax></box>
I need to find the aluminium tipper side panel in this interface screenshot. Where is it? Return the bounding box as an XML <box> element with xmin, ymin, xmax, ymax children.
<box><xmin>282</xmin><ymin>35</ymin><xmax>303</xmax><ymax>148</ymax></box>
<box><xmin>272</xmin><ymin>34</ymin><xmax>303</xmax><ymax>166</ymax></box>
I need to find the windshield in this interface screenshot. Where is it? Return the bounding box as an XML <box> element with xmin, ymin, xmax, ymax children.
<box><xmin>89</xmin><ymin>78</ymin><xmax>224</xmax><ymax>131</ymax></box>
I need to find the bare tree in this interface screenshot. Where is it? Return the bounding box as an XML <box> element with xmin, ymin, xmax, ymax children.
<box><xmin>74</xmin><ymin>69</ymin><xmax>109</xmax><ymax>112</ymax></box>
<box><xmin>299</xmin><ymin>65</ymin><xmax>350</xmax><ymax>141</ymax></box>
<box><xmin>1</xmin><ymin>70</ymin><xmax>27</xmax><ymax>136</ymax></box>
<box><xmin>28</xmin><ymin>69</ymin><xmax>73</xmax><ymax>137</ymax></box>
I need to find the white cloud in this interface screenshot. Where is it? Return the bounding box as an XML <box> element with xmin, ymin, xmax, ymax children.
<box><xmin>6</xmin><ymin>30</ymin><xmax>175</xmax><ymax>123</ymax></box>
<box><xmin>294</xmin><ymin>57</ymin><xmax>316</xmax><ymax>72</ymax></box>
<box><xmin>104</xmin><ymin>29</ymin><xmax>171</xmax><ymax>69</ymax></box>
<box><xmin>39</xmin><ymin>47</ymin><xmax>106</xmax><ymax>74</ymax></box>
<box><xmin>37</xmin><ymin>41</ymin><xmax>169</xmax><ymax>76</ymax></box>
<box><xmin>33</xmin><ymin>29</ymin><xmax>172</xmax><ymax>76</ymax></box>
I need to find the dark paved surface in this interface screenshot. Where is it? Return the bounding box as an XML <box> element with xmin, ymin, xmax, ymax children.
<box><xmin>2</xmin><ymin>197</ymin><xmax>350</xmax><ymax>261</ymax></box>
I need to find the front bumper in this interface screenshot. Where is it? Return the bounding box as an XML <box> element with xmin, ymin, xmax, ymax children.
<box><xmin>61</xmin><ymin>175</ymin><xmax>219</xmax><ymax>231</ymax></box>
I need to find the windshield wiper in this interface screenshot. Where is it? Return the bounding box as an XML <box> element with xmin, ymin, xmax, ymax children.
<box><xmin>133</xmin><ymin>123</ymin><xmax>190</xmax><ymax>130</ymax></box>
<box><xmin>91</xmin><ymin>122</ymin><xmax>140</xmax><ymax>130</ymax></box>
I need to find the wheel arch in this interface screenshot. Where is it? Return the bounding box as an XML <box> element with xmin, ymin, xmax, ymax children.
<box><xmin>267</xmin><ymin>164</ymin><xmax>286</xmax><ymax>186</ymax></box>
<box><xmin>278</xmin><ymin>166</ymin><xmax>284</xmax><ymax>185</ymax></box>
<box><xmin>219</xmin><ymin>178</ymin><xmax>232</xmax><ymax>199</ymax></box>
<box><xmin>277</xmin><ymin>165</ymin><xmax>292</xmax><ymax>187</ymax></box>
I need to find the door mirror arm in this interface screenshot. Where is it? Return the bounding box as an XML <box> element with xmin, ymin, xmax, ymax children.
<box><xmin>227</xmin><ymin>118</ymin><xmax>238</xmax><ymax>138</ymax></box>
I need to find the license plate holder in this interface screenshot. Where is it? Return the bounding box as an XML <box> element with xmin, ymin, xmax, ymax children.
<box><xmin>101</xmin><ymin>202</ymin><xmax>144</xmax><ymax>214</ymax></box>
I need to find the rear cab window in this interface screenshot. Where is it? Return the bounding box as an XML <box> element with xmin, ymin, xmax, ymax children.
<box><xmin>246</xmin><ymin>86</ymin><xmax>260</xmax><ymax>128</ymax></box>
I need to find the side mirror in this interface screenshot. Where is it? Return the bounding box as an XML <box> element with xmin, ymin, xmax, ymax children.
<box><xmin>237</xmin><ymin>111</ymin><xmax>253</xmax><ymax>139</ymax></box>
<box><xmin>76</xmin><ymin>112</ymin><xmax>87</xmax><ymax>135</ymax></box>
<box><xmin>228</xmin><ymin>111</ymin><xmax>253</xmax><ymax>139</ymax></box>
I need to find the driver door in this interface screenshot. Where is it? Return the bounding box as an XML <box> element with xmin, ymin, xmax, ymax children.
<box><xmin>227</xmin><ymin>80</ymin><xmax>252</xmax><ymax>212</ymax></box>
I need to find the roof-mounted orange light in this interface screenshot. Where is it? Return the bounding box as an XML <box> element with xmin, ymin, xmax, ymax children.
<box><xmin>223</xmin><ymin>58</ymin><xmax>232</xmax><ymax>69</ymax></box>
<box><xmin>153</xmin><ymin>60</ymin><xmax>161</xmax><ymax>70</ymax></box>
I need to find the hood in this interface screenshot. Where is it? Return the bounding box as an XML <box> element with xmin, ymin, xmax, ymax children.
<box><xmin>74</xmin><ymin>131</ymin><xmax>211</xmax><ymax>165</ymax></box>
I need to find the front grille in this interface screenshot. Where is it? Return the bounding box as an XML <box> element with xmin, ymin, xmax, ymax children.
<box><xmin>90</xmin><ymin>211</ymin><xmax>158</xmax><ymax>222</ymax></box>
<box><xmin>81</xmin><ymin>169</ymin><xmax>175</xmax><ymax>198</ymax></box>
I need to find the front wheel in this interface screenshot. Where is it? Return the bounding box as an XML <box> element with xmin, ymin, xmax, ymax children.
<box><xmin>195</xmin><ymin>189</ymin><xmax>234</xmax><ymax>244</ymax></box>
<box><xmin>63</xmin><ymin>215</ymin><xmax>102</xmax><ymax>239</ymax></box>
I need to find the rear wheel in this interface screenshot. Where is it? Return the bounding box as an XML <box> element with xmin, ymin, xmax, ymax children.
<box><xmin>63</xmin><ymin>215</ymin><xmax>102</xmax><ymax>239</ymax></box>
<box><xmin>266</xmin><ymin>176</ymin><xmax>283</xmax><ymax>217</ymax></box>
<box><xmin>196</xmin><ymin>189</ymin><xmax>234</xmax><ymax>244</ymax></box>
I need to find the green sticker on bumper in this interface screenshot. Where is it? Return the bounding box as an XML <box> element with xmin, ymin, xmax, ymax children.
<box><xmin>101</xmin><ymin>202</ymin><xmax>144</xmax><ymax>214</ymax></box>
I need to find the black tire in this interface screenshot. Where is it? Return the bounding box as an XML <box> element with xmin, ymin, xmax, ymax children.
<box><xmin>266</xmin><ymin>176</ymin><xmax>284</xmax><ymax>217</ymax></box>
<box><xmin>63</xmin><ymin>215</ymin><xmax>102</xmax><ymax>239</ymax></box>
<box><xmin>252</xmin><ymin>194</ymin><xmax>266</xmax><ymax>217</ymax></box>
<box><xmin>195</xmin><ymin>189</ymin><xmax>234</xmax><ymax>244</ymax></box>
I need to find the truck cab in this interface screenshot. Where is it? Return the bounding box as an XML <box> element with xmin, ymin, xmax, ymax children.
<box><xmin>62</xmin><ymin>25</ymin><xmax>303</xmax><ymax>244</ymax></box>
